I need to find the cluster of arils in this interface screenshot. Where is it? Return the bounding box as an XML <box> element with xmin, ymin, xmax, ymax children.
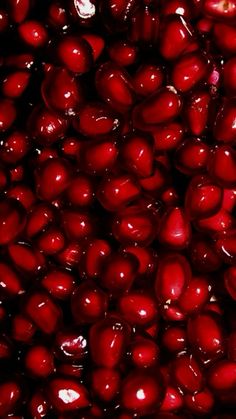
<box><xmin>0</xmin><ymin>0</ymin><xmax>236</xmax><ymax>418</ymax></box>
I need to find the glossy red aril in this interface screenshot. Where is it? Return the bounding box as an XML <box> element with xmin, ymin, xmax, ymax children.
<box><xmin>160</xmin><ymin>385</ymin><xmax>183</xmax><ymax>412</ymax></box>
<box><xmin>48</xmin><ymin>378</ymin><xmax>90</xmax><ymax>412</ymax></box>
<box><xmin>35</xmin><ymin>158</ymin><xmax>72</xmax><ymax>201</ymax></box>
<box><xmin>97</xmin><ymin>174</ymin><xmax>140</xmax><ymax>211</ymax></box>
<box><xmin>213</xmin><ymin>23</ymin><xmax>236</xmax><ymax>55</ymax></box>
<box><xmin>25</xmin><ymin>291</ymin><xmax>61</xmax><ymax>334</ymax></box>
<box><xmin>214</xmin><ymin>99</ymin><xmax>236</xmax><ymax>144</ymax></box>
<box><xmin>133</xmin><ymin>86</ymin><xmax>182</xmax><ymax>129</ymax></box>
<box><xmin>91</xmin><ymin>367</ymin><xmax>121</xmax><ymax>402</ymax></box>
<box><xmin>89</xmin><ymin>316</ymin><xmax>130</xmax><ymax>368</ymax></box>
<box><xmin>203</xmin><ymin>0</ymin><xmax>236</xmax><ymax>21</ymax></box>
<box><xmin>223</xmin><ymin>57</ymin><xmax>236</xmax><ymax>96</ymax></box>
<box><xmin>74</xmin><ymin>102</ymin><xmax>120</xmax><ymax>137</ymax></box>
<box><xmin>82</xmin><ymin>33</ymin><xmax>104</xmax><ymax>61</ymax></box>
<box><xmin>0</xmin><ymin>198</ymin><xmax>26</xmax><ymax>245</ymax></box>
<box><xmin>185</xmin><ymin>90</ymin><xmax>211</xmax><ymax>136</ymax></box>
<box><xmin>162</xmin><ymin>325</ymin><xmax>187</xmax><ymax>353</ymax></box>
<box><xmin>178</xmin><ymin>275</ymin><xmax>211</xmax><ymax>314</ymax></box>
<box><xmin>112</xmin><ymin>205</ymin><xmax>156</xmax><ymax>246</ymax></box>
<box><xmin>7</xmin><ymin>242</ymin><xmax>45</xmax><ymax>273</ymax></box>
<box><xmin>66</xmin><ymin>175</ymin><xmax>94</xmax><ymax>207</ymax></box>
<box><xmin>18</xmin><ymin>20</ymin><xmax>48</xmax><ymax>47</ymax></box>
<box><xmin>0</xmin><ymin>99</ymin><xmax>16</xmax><ymax>132</ymax></box>
<box><xmin>0</xmin><ymin>381</ymin><xmax>21</xmax><ymax>417</ymax></box>
<box><xmin>9</xmin><ymin>0</ymin><xmax>30</xmax><ymax>23</ymax></box>
<box><xmin>96</xmin><ymin>62</ymin><xmax>135</xmax><ymax>112</ymax></box>
<box><xmin>26</xmin><ymin>203</ymin><xmax>54</xmax><ymax>238</ymax></box>
<box><xmin>12</xmin><ymin>314</ymin><xmax>35</xmax><ymax>342</ymax></box>
<box><xmin>57</xmin><ymin>35</ymin><xmax>93</xmax><ymax>73</ymax></box>
<box><xmin>41</xmin><ymin>269</ymin><xmax>74</xmax><ymax>300</ymax></box>
<box><xmin>172</xmin><ymin>52</ymin><xmax>209</xmax><ymax>92</ymax></box>
<box><xmin>158</xmin><ymin>207</ymin><xmax>191</xmax><ymax>249</ymax></box>
<box><xmin>71</xmin><ymin>280</ymin><xmax>108</xmax><ymax>324</ymax></box>
<box><xmin>100</xmin><ymin>252</ymin><xmax>138</xmax><ymax>294</ymax></box>
<box><xmin>121</xmin><ymin>369</ymin><xmax>164</xmax><ymax>415</ymax></box>
<box><xmin>129</xmin><ymin>336</ymin><xmax>160</xmax><ymax>368</ymax></box>
<box><xmin>208</xmin><ymin>360</ymin><xmax>236</xmax><ymax>392</ymax></box>
<box><xmin>56</xmin><ymin>241</ymin><xmax>82</xmax><ymax>268</ymax></box>
<box><xmin>185</xmin><ymin>175</ymin><xmax>223</xmax><ymax>219</ymax></box>
<box><xmin>28</xmin><ymin>105</ymin><xmax>67</xmax><ymax>145</ymax></box>
<box><xmin>29</xmin><ymin>391</ymin><xmax>48</xmax><ymax>419</ymax></box>
<box><xmin>2</xmin><ymin>71</ymin><xmax>30</xmax><ymax>98</ymax></box>
<box><xmin>41</xmin><ymin>67</ymin><xmax>83</xmax><ymax>116</ymax></box>
<box><xmin>117</xmin><ymin>291</ymin><xmax>158</xmax><ymax>327</ymax></box>
<box><xmin>187</xmin><ymin>312</ymin><xmax>225</xmax><ymax>365</ymax></box>
<box><xmin>161</xmin><ymin>0</ymin><xmax>191</xmax><ymax>17</ymax></box>
<box><xmin>79</xmin><ymin>238</ymin><xmax>111</xmax><ymax>279</ymax></box>
<box><xmin>25</xmin><ymin>345</ymin><xmax>54</xmax><ymax>377</ymax></box>
<box><xmin>81</xmin><ymin>138</ymin><xmax>118</xmax><ymax>174</ymax></box>
<box><xmin>155</xmin><ymin>253</ymin><xmax>191</xmax><ymax>303</ymax></box>
<box><xmin>129</xmin><ymin>3</ymin><xmax>159</xmax><ymax>44</ymax></box>
<box><xmin>175</xmin><ymin>137</ymin><xmax>210</xmax><ymax>175</ymax></box>
<box><xmin>208</xmin><ymin>145</ymin><xmax>236</xmax><ymax>187</ymax></box>
<box><xmin>160</xmin><ymin>15</ymin><xmax>193</xmax><ymax>60</ymax></box>
<box><xmin>152</xmin><ymin>122</ymin><xmax>183</xmax><ymax>152</ymax></box>
<box><xmin>184</xmin><ymin>388</ymin><xmax>214</xmax><ymax>415</ymax></box>
<box><xmin>109</xmin><ymin>39</ymin><xmax>137</xmax><ymax>66</ymax></box>
<box><xmin>54</xmin><ymin>329</ymin><xmax>87</xmax><ymax>361</ymax></box>
<box><xmin>172</xmin><ymin>353</ymin><xmax>203</xmax><ymax>394</ymax></box>
<box><xmin>120</xmin><ymin>133</ymin><xmax>154</xmax><ymax>177</ymax></box>
<box><xmin>214</xmin><ymin>228</ymin><xmax>236</xmax><ymax>264</ymax></box>
<box><xmin>0</xmin><ymin>264</ymin><xmax>22</xmax><ymax>301</ymax></box>
<box><xmin>133</xmin><ymin>64</ymin><xmax>164</xmax><ymax>97</ymax></box>
<box><xmin>0</xmin><ymin>131</ymin><xmax>29</xmax><ymax>164</ymax></box>
<box><xmin>122</xmin><ymin>246</ymin><xmax>157</xmax><ymax>276</ymax></box>
<box><xmin>61</xmin><ymin>209</ymin><xmax>94</xmax><ymax>240</ymax></box>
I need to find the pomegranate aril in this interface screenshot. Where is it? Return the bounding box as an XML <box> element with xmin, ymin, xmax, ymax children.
<box><xmin>41</xmin><ymin>67</ymin><xmax>83</xmax><ymax>116</ymax></box>
<box><xmin>185</xmin><ymin>90</ymin><xmax>211</xmax><ymax>136</ymax></box>
<box><xmin>25</xmin><ymin>345</ymin><xmax>55</xmax><ymax>377</ymax></box>
<box><xmin>71</xmin><ymin>280</ymin><xmax>108</xmax><ymax>324</ymax></box>
<box><xmin>128</xmin><ymin>336</ymin><xmax>160</xmax><ymax>368</ymax></box>
<box><xmin>89</xmin><ymin>316</ymin><xmax>130</xmax><ymax>368</ymax></box>
<box><xmin>214</xmin><ymin>99</ymin><xmax>236</xmax><ymax>144</ymax></box>
<box><xmin>120</xmin><ymin>369</ymin><xmax>164</xmax><ymax>415</ymax></box>
<box><xmin>155</xmin><ymin>253</ymin><xmax>192</xmax><ymax>303</ymax></box>
<box><xmin>203</xmin><ymin>0</ymin><xmax>236</xmax><ymax>21</ymax></box>
<box><xmin>172</xmin><ymin>352</ymin><xmax>204</xmax><ymax>394</ymax></box>
<box><xmin>133</xmin><ymin>64</ymin><xmax>164</xmax><ymax>97</ymax></box>
<box><xmin>133</xmin><ymin>86</ymin><xmax>182</xmax><ymax>129</ymax></box>
<box><xmin>159</xmin><ymin>15</ymin><xmax>193</xmax><ymax>60</ymax></box>
<box><xmin>48</xmin><ymin>378</ymin><xmax>90</xmax><ymax>412</ymax></box>
<box><xmin>57</xmin><ymin>35</ymin><xmax>93</xmax><ymax>74</ymax></box>
<box><xmin>117</xmin><ymin>291</ymin><xmax>158</xmax><ymax>327</ymax></box>
<box><xmin>158</xmin><ymin>206</ymin><xmax>191</xmax><ymax>250</ymax></box>
<box><xmin>96</xmin><ymin>62</ymin><xmax>135</xmax><ymax>113</ymax></box>
<box><xmin>187</xmin><ymin>311</ymin><xmax>225</xmax><ymax>365</ymax></box>
<box><xmin>91</xmin><ymin>367</ymin><xmax>121</xmax><ymax>402</ymax></box>
<box><xmin>185</xmin><ymin>175</ymin><xmax>223</xmax><ymax>219</ymax></box>
<box><xmin>18</xmin><ymin>20</ymin><xmax>48</xmax><ymax>48</ymax></box>
<box><xmin>24</xmin><ymin>291</ymin><xmax>62</xmax><ymax>334</ymax></box>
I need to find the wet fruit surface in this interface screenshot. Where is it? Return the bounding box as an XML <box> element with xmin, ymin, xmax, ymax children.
<box><xmin>0</xmin><ymin>0</ymin><xmax>236</xmax><ymax>418</ymax></box>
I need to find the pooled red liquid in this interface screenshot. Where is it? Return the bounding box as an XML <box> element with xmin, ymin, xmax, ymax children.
<box><xmin>0</xmin><ymin>0</ymin><xmax>236</xmax><ymax>417</ymax></box>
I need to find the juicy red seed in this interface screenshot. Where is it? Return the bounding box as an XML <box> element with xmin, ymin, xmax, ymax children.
<box><xmin>57</xmin><ymin>35</ymin><xmax>93</xmax><ymax>74</ymax></box>
<box><xmin>133</xmin><ymin>86</ymin><xmax>182</xmax><ymax>129</ymax></box>
<box><xmin>18</xmin><ymin>20</ymin><xmax>48</xmax><ymax>47</ymax></box>
<box><xmin>25</xmin><ymin>345</ymin><xmax>54</xmax><ymax>377</ymax></box>
<box><xmin>1</xmin><ymin>1</ymin><xmax>236</xmax><ymax>417</ymax></box>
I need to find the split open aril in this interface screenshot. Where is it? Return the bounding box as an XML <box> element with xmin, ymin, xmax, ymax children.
<box><xmin>0</xmin><ymin>0</ymin><xmax>236</xmax><ymax>417</ymax></box>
